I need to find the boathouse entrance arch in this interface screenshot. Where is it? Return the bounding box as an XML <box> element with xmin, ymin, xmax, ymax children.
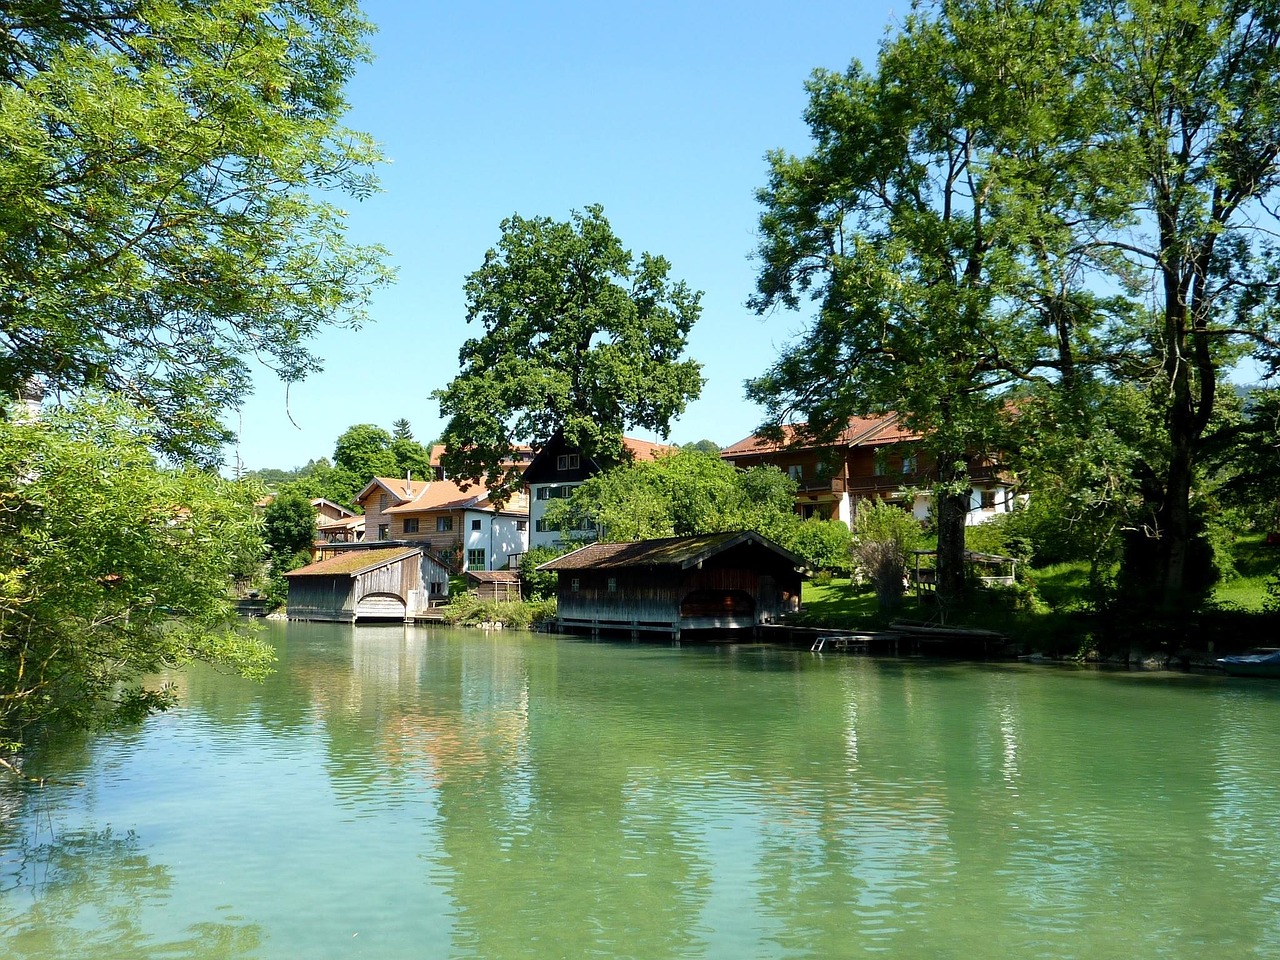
<box><xmin>355</xmin><ymin>591</ymin><xmax>406</xmax><ymax>619</ymax></box>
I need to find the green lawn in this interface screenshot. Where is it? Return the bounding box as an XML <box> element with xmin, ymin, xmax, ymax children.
<box><xmin>797</xmin><ymin>532</ymin><xmax>1278</xmax><ymax>631</ymax></box>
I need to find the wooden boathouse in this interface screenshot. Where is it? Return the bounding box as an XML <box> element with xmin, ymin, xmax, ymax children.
<box><xmin>284</xmin><ymin>546</ymin><xmax>450</xmax><ymax>623</ymax></box>
<box><xmin>539</xmin><ymin>531</ymin><xmax>805</xmax><ymax>640</ymax></box>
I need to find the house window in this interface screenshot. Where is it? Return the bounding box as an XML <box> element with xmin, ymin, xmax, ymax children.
<box><xmin>607</xmin><ymin>577</ymin><xmax>617</xmax><ymax>593</ymax></box>
<box><xmin>379</xmin><ymin>494</ymin><xmax>388</xmax><ymax>510</ymax></box>
<box><xmin>377</xmin><ymin>524</ymin><xmax>389</xmax><ymax>541</ymax></box>
<box><xmin>403</xmin><ymin>518</ymin><xmax>420</xmax><ymax>534</ymax></box>
<box><xmin>981</xmin><ymin>489</ymin><xmax>997</xmax><ymax>510</ymax></box>
<box><xmin>873</xmin><ymin>456</ymin><xmax>886</xmax><ymax>477</ymax></box>
<box><xmin>467</xmin><ymin>548</ymin><xmax>485</xmax><ymax>570</ymax></box>
<box><xmin>788</xmin><ymin>464</ymin><xmax>803</xmax><ymax>482</ymax></box>
<box><xmin>557</xmin><ymin>454</ymin><xmax>580</xmax><ymax>471</ymax></box>
<box><xmin>429</xmin><ymin>580</ymin><xmax>444</xmax><ymax>596</ymax></box>
<box><xmin>471</xmin><ymin>519</ymin><xmax>482</xmax><ymax>531</ymax></box>
<box><xmin>517</xmin><ymin>520</ymin><xmax>528</xmax><ymax>532</ymax></box>
<box><xmin>436</xmin><ymin>516</ymin><xmax>452</xmax><ymax>532</ymax></box>
<box><xmin>902</xmin><ymin>455</ymin><xmax>917</xmax><ymax>475</ymax></box>
<box><xmin>535</xmin><ymin>486</ymin><xmax>550</xmax><ymax>501</ymax></box>
<box><xmin>571</xmin><ymin>577</ymin><xmax>580</xmax><ymax>592</ymax></box>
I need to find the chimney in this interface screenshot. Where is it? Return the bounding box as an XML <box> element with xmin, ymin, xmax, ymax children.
<box><xmin>404</xmin><ymin>470</ymin><xmax>412</xmax><ymax>497</ymax></box>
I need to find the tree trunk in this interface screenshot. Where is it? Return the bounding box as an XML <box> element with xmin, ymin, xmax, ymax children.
<box><xmin>934</xmin><ymin>455</ymin><xmax>968</xmax><ymax>617</ymax></box>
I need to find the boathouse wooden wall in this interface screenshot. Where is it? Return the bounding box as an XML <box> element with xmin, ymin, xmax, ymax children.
<box><xmin>288</xmin><ymin>552</ymin><xmax>450</xmax><ymax>623</ymax></box>
<box><xmin>553</xmin><ymin>545</ymin><xmax>802</xmax><ymax>634</ymax></box>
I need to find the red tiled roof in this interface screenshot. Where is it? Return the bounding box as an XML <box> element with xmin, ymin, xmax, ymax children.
<box><xmin>622</xmin><ymin>437</ymin><xmax>673</xmax><ymax>462</ymax></box>
<box><xmin>379</xmin><ymin>477</ymin><xmax>490</xmax><ymax>514</ymax></box>
<box><xmin>721</xmin><ymin>413</ymin><xmax>918</xmax><ymax>457</ymax></box>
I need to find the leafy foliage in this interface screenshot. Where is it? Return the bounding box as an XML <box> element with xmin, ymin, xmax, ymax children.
<box><xmin>0</xmin><ymin>0</ymin><xmax>392</xmax><ymax>462</ymax></box>
<box><xmin>434</xmin><ymin>205</ymin><xmax>704</xmax><ymax>496</ymax></box>
<box><xmin>263</xmin><ymin>489</ymin><xmax>317</xmax><ymax>564</ymax></box>
<box><xmin>0</xmin><ymin>398</ymin><xmax>274</xmax><ymax>753</ymax></box>
<box><xmin>753</xmin><ymin>0</ymin><xmax>1280</xmax><ymax>608</ymax></box>
<box><xmin>519</xmin><ymin>545</ymin><xmax>570</xmax><ymax>601</ymax></box>
<box><xmin>543</xmin><ymin>448</ymin><xmax>851</xmax><ymax>571</ymax></box>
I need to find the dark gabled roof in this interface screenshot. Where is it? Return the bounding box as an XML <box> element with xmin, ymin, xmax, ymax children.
<box><xmin>284</xmin><ymin>547</ymin><xmax>421</xmax><ymax>578</ymax></box>
<box><xmin>537</xmin><ymin>531</ymin><xmax>804</xmax><ymax>572</ymax></box>
<box><xmin>522</xmin><ymin>429</ymin><xmax>673</xmax><ymax>485</ymax></box>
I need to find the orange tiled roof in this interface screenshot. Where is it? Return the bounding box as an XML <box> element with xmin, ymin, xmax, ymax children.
<box><xmin>721</xmin><ymin>413</ymin><xmax>918</xmax><ymax>457</ymax></box>
<box><xmin>622</xmin><ymin>437</ymin><xmax>674</xmax><ymax>461</ymax></box>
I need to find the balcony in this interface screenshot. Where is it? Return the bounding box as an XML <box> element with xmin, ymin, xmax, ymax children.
<box><xmin>794</xmin><ymin>476</ymin><xmax>846</xmax><ymax>494</ymax></box>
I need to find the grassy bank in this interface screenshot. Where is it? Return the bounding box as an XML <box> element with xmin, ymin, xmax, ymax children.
<box><xmin>439</xmin><ymin>591</ymin><xmax>557</xmax><ymax>628</ymax></box>
<box><xmin>799</xmin><ymin>534</ymin><xmax>1280</xmax><ymax>658</ymax></box>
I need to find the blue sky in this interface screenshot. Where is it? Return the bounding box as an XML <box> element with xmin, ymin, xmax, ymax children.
<box><xmin>224</xmin><ymin>0</ymin><xmax>906</xmax><ymax>473</ymax></box>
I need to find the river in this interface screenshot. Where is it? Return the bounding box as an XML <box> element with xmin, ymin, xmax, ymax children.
<box><xmin>2</xmin><ymin>621</ymin><xmax>1279</xmax><ymax>959</ymax></box>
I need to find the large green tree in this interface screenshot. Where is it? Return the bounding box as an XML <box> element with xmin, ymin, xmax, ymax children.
<box><xmin>0</xmin><ymin>0</ymin><xmax>391</xmax><ymax>462</ymax></box>
<box><xmin>749</xmin><ymin>0</ymin><xmax>1092</xmax><ymax>605</ymax></box>
<box><xmin>751</xmin><ymin>0</ymin><xmax>1280</xmax><ymax>609</ymax></box>
<box><xmin>434</xmin><ymin>205</ymin><xmax>705</xmax><ymax>496</ymax></box>
<box><xmin>0</xmin><ymin>398</ymin><xmax>274</xmax><ymax>757</ymax></box>
<box><xmin>1078</xmin><ymin>0</ymin><xmax>1280</xmax><ymax>606</ymax></box>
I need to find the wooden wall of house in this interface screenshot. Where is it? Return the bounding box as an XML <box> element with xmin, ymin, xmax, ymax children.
<box><xmin>556</xmin><ymin>560</ymin><xmax>802</xmax><ymax>628</ymax></box>
<box><xmin>474</xmin><ymin>579</ymin><xmax>520</xmax><ymax>601</ymax></box>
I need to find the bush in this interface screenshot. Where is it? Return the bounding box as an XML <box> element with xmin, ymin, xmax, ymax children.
<box><xmin>850</xmin><ymin>500</ymin><xmax>923</xmax><ymax>613</ymax></box>
<box><xmin>519</xmin><ymin>545</ymin><xmax>568</xmax><ymax>600</ymax></box>
<box><xmin>440</xmin><ymin>592</ymin><xmax>557</xmax><ymax>628</ymax></box>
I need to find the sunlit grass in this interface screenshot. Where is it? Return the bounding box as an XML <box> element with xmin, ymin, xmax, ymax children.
<box><xmin>1213</xmin><ymin>532</ymin><xmax>1279</xmax><ymax>612</ymax></box>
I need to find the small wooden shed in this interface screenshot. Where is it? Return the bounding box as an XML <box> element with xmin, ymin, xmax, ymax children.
<box><xmin>539</xmin><ymin>531</ymin><xmax>805</xmax><ymax>640</ymax></box>
<box><xmin>465</xmin><ymin>569</ymin><xmax>522</xmax><ymax>601</ymax></box>
<box><xmin>284</xmin><ymin>546</ymin><xmax>450</xmax><ymax>623</ymax></box>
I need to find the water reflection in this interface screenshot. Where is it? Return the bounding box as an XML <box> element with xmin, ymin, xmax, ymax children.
<box><xmin>1</xmin><ymin>626</ymin><xmax>1279</xmax><ymax>959</ymax></box>
<box><xmin>0</xmin><ymin>823</ymin><xmax>263</xmax><ymax>959</ymax></box>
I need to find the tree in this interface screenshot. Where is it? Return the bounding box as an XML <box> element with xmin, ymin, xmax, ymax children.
<box><xmin>0</xmin><ymin>1</ymin><xmax>392</xmax><ymax>462</ymax></box>
<box><xmin>546</xmin><ymin>449</ymin><xmax>774</xmax><ymax>541</ymax></box>
<box><xmin>434</xmin><ymin>205</ymin><xmax>705</xmax><ymax>496</ymax></box>
<box><xmin>333</xmin><ymin>423</ymin><xmax>397</xmax><ymax>478</ymax></box>
<box><xmin>1077</xmin><ymin>1</ymin><xmax>1280</xmax><ymax>606</ymax></box>
<box><xmin>749</xmin><ymin>1</ymin><xmax>1084</xmax><ymax>605</ymax></box>
<box><xmin>0</xmin><ymin>398</ymin><xmax>274</xmax><ymax>757</ymax></box>
<box><xmin>263</xmin><ymin>488</ymin><xmax>318</xmax><ymax>564</ymax></box>
<box><xmin>750</xmin><ymin>0</ymin><xmax>1280</xmax><ymax>610</ymax></box>
<box><xmin>544</xmin><ymin>448</ymin><xmax>850</xmax><ymax>571</ymax></box>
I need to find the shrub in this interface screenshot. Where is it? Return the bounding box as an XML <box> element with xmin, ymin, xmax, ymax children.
<box><xmin>519</xmin><ymin>545</ymin><xmax>568</xmax><ymax>600</ymax></box>
<box><xmin>850</xmin><ymin>500</ymin><xmax>923</xmax><ymax>613</ymax></box>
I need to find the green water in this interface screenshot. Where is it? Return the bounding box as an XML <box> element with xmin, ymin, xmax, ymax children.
<box><xmin>2</xmin><ymin>622</ymin><xmax>1280</xmax><ymax>959</ymax></box>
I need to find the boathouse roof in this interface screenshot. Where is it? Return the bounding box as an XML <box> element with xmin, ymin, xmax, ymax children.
<box><xmin>284</xmin><ymin>546</ymin><xmax>421</xmax><ymax>578</ymax></box>
<box><xmin>537</xmin><ymin>531</ymin><xmax>805</xmax><ymax>572</ymax></box>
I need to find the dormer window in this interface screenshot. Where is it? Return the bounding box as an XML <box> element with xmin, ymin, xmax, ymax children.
<box><xmin>557</xmin><ymin>454</ymin><xmax>580</xmax><ymax>471</ymax></box>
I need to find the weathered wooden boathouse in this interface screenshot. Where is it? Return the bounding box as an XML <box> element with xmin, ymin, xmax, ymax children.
<box><xmin>539</xmin><ymin>531</ymin><xmax>805</xmax><ymax>640</ymax></box>
<box><xmin>284</xmin><ymin>545</ymin><xmax>450</xmax><ymax>623</ymax></box>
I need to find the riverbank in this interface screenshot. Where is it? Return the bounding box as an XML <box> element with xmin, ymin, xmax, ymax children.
<box><xmin>799</xmin><ymin>572</ymin><xmax>1280</xmax><ymax>666</ymax></box>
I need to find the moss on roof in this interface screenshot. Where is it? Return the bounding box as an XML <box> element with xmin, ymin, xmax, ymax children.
<box><xmin>284</xmin><ymin>547</ymin><xmax>420</xmax><ymax>578</ymax></box>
